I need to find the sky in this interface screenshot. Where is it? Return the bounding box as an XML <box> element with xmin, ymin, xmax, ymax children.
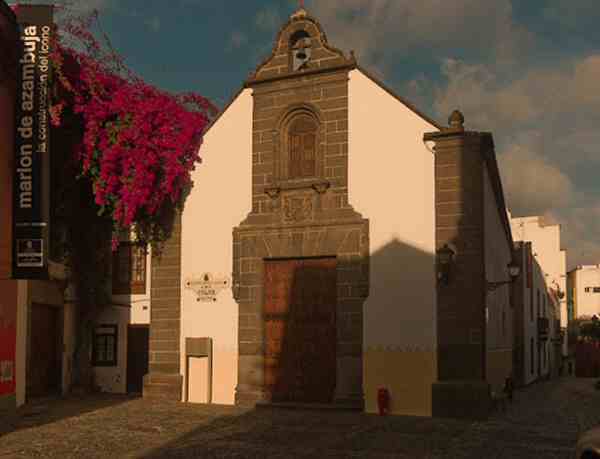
<box><xmin>14</xmin><ymin>0</ymin><xmax>600</xmax><ymax>270</ymax></box>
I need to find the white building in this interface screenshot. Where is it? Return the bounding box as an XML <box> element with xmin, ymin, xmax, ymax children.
<box><xmin>510</xmin><ymin>215</ymin><xmax>567</xmax><ymax>368</ymax></box>
<box><xmin>90</xmin><ymin>241</ymin><xmax>151</xmax><ymax>394</ymax></box>
<box><xmin>568</xmin><ymin>265</ymin><xmax>600</xmax><ymax>320</ymax></box>
<box><xmin>513</xmin><ymin>241</ymin><xmax>556</xmax><ymax>385</ymax></box>
<box><xmin>136</xmin><ymin>6</ymin><xmax>518</xmax><ymax>421</ymax></box>
<box><xmin>177</xmin><ymin>56</ymin><xmax>439</xmax><ymax>411</ymax></box>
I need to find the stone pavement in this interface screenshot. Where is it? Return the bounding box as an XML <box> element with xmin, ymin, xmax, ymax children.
<box><xmin>0</xmin><ymin>376</ymin><xmax>598</xmax><ymax>458</ymax></box>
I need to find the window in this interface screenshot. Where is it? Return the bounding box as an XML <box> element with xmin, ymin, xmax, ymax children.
<box><xmin>288</xmin><ymin>116</ymin><xmax>317</xmax><ymax>179</ymax></box>
<box><xmin>585</xmin><ymin>287</ymin><xmax>591</xmax><ymax>292</ymax></box>
<box><xmin>112</xmin><ymin>242</ymin><xmax>147</xmax><ymax>294</ymax></box>
<box><xmin>594</xmin><ymin>287</ymin><xmax>600</xmax><ymax>293</ymax></box>
<box><xmin>92</xmin><ymin>325</ymin><xmax>118</xmax><ymax>367</ymax></box>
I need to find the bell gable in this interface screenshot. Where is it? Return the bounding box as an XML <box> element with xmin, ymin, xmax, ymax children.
<box><xmin>247</xmin><ymin>8</ymin><xmax>355</xmax><ymax>85</ymax></box>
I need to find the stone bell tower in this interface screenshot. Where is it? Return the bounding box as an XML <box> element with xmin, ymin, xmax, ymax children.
<box><xmin>232</xmin><ymin>6</ymin><xmax>370</xmax><ymax>408</ymax></box>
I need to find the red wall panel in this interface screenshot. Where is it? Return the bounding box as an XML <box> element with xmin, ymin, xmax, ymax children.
<box><xmin>0</xmin><ymin>2</ymin><xmax>19</xmax><ymax>398</ymax></box>
<box><xmin>0</xmin><ymin>3</ymin><xmax>17</xmax><ymax>280</ymax></box>
<box><xmin>0</xmin><ymin>280</ymin><xmax>17</xmax><ymax>395</ymax></box>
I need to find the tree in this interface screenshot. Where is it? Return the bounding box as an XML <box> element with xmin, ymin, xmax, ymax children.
<box><xmin>47</xmin><ymin>9</ymin><xmax>216</xmax><ymax>392</ymax></box>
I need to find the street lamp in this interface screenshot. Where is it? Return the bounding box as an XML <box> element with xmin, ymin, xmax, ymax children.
<box><xmin>487</xmin><ymin>260</ymin><xmax>521</xmax><ymax>292</ymax></box>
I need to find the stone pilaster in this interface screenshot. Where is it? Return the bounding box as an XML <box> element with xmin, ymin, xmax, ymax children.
<box><xmin>143</xmin><ymin>211</ymin><xmax>183</xmax><ymax>400</ymax></box>
<box><xmin>424</xmin><ymin>111</ymin><xmax>492</xmax><ymax>419</ymax></box>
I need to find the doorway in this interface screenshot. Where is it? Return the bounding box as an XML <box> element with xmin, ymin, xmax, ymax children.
<box><xmin>127</xmin><ymin>325</ymin><xmax>149</xmax><ymax>394</ymax></box>
<box><xmin>264</xmin><ymin>257</ymin><xmax>337</xmax><ymax>403</ymax></box>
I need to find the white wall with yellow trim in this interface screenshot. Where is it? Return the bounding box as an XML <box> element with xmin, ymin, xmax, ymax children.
<box><xmin>179</xmin><ymin>89</ymin><xmax>253</xmax><ymax>405</ymax></box>
<box><xmin>348</xmin><ymin>69</ymin><xmax>438</xmax><ymax>416</ymax></box>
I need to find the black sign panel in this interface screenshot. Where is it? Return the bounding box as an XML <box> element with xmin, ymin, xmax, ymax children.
<box><xmin>12</xmin><ymin>5</ymin><xmax>53</xmax><ymax>279</ymax></box>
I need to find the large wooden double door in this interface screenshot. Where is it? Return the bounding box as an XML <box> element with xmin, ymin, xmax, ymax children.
<box><xmin>264</xmin><ymin>257</ymin><xmax>337</xmax><ymax>403</ymax></box>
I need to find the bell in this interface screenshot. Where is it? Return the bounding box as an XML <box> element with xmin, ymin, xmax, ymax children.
<box><xmin>296</xmin><ymin>48</ymin><xmax>307</xmax><ymax>60</ymax></box>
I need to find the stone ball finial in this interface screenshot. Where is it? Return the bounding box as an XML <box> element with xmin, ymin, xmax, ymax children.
<box><xmin>448</xmin><ymin>110</ymin><xmax>464</xmax><ymax>129</ymax></box>
<box><xmin>291</xmin><ymin>7</ymin><xmax>308</xmax><ymax>19</ymax></box>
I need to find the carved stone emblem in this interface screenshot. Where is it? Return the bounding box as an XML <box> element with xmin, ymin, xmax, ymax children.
<box><xmin>282</xmin><ymin>195</ymin><xmax>313</xmax><ymax>223</ymax></box>
<box><xmin>185</xmin><ymin>272</ymin><xmax>231</xmax><ymax>302</ymax></box>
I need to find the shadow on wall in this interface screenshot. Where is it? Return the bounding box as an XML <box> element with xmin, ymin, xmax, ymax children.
<box><xmin>254</xmin><ymin>238</ymin><xmax>437</xmax><ymax>412</ymax></box>
<box><xmin>366</xmin><ymin>238</ymin><xmax>436</xmax><ymax>348</ymax></box>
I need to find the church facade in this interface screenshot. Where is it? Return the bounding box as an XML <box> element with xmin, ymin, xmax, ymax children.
<box><xmin>143</xmin><ymin>7</ymin><xmax>515</xmax><ymax>418</ymax></box>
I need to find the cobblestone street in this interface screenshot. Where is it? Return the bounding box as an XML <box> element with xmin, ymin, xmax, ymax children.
<box><xmin>1</xmin><ymin>377</ymin><xmax>598</xmax><ymax>458</ymax></box>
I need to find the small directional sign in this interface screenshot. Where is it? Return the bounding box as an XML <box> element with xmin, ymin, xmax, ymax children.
<box><xmin>185</xmin><ymin>272</ymin><xmax>231</xmax><ymax>302</ymax></box>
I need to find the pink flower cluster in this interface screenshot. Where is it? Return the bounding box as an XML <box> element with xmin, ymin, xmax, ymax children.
<box><xmin>49</xmin><ymin>12</ymin><xmax>216</xmax><ymax>250</ymax></box>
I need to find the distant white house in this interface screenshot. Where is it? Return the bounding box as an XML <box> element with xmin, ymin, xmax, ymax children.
<box><xmin>510</xmin><ymin>213</ymin><xmax>567</xmax><ymax>379</ymax></box>
<box><xmin>568</xmin><ymin>265</ymin><xmax>600</xmax><ymax>320</ymax></box>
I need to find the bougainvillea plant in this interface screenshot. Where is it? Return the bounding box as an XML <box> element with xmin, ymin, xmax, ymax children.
<box><xmin>49</xmin><ymin>10</ymin><xmax>217</xmax><ymax>252</ymax></box>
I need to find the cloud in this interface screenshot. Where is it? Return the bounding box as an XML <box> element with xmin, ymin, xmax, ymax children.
<box><xmin>431</xmin><ymin>52</ymin><xmax>600</xmax><ymax>269</ymax></box>
<box><xmin>498</xmin><ymin>139</ymin><xmax>575</xmax><ymax>216</ymax></box>
<box><xmin>307</xmin><ymin>0</ymin><xmax>532</xmax><ymax>70</ymax></box>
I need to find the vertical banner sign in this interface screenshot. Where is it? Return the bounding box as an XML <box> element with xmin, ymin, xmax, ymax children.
<box><xmin>12</xmin><ymin>5</ymin><xmax>53</xmax><ymax>279</ymax></box>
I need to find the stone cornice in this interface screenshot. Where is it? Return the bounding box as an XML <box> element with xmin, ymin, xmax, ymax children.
<box><xmin>246</xmin><ymin>62</ymin><xmax>356</xmax><ymax>87</ymax></box>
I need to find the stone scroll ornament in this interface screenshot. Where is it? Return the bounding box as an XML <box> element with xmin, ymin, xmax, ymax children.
<box><xmin>185</xmin><ymin>272</ymin><xmax>231</xmax><ymax>302</ymax></box>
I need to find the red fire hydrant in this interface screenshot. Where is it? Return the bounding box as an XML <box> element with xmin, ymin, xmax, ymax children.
<box><xmin>377</xmin><ymin>387</ymin><xmax>390</xmax><ymax>416</ymax></box>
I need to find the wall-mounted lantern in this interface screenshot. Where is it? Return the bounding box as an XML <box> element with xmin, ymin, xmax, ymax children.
<box><xmin>436</xmin><ymin>244</ymin><xmax>455</xmax><ymax>285</ymax></box>
<box><xmin>487</xmin><ymin>261</ymin><xmax>521</xmax><ymax>292</ymax></box>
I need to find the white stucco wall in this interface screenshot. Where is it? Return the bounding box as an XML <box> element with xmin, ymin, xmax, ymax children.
<box><xmin>92</xmin><ymin>306</ymin><xmax>129</xmax><ymax>394</ymax></box>
<box><xmin>348</xmin><ymin>69</ymin><xmax>437</xmax><ymax>416</ymax></box>
<box><xmin>515</xmin><ymin>244</ymin><xmax>544</xmax><ymax>385</ymax></box>
<box><xmin>511</xmin><ymin>216</ymin><xmax>567</xmax><ymax>357</ymax></box>
<box><xmin>531</xmin><ymin>255</ymin><xmax>549</xmax><ymax>380</ymax></box>
<box><xmin>349</xmin><ymin>69</ymin><xmax>437</xmax><ymax>350</ymax></box>
<box><xmin>91</xmin><ymin>240</ymin><xmax>153</xmax><ymax>394</ymax></box>
<box><xmin>180</xmin><ymin>88</ymin><xmax>253</xmax><ymax>405</ymax></box>
<box><xmin>573</xmin><ymin>266</ymin><xmax>600</xmax><ymax>318</ymax></box>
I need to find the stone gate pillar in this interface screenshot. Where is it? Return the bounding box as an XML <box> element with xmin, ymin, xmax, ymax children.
<box><xmin>424</xmin><ymin>111</ymin><xmax>493</xmax><ymax>419</ymax></box>
<box><xmin>143</xmin><ymin>212</ymin><xmax>183</xmax><ymax>400</ymax></box>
